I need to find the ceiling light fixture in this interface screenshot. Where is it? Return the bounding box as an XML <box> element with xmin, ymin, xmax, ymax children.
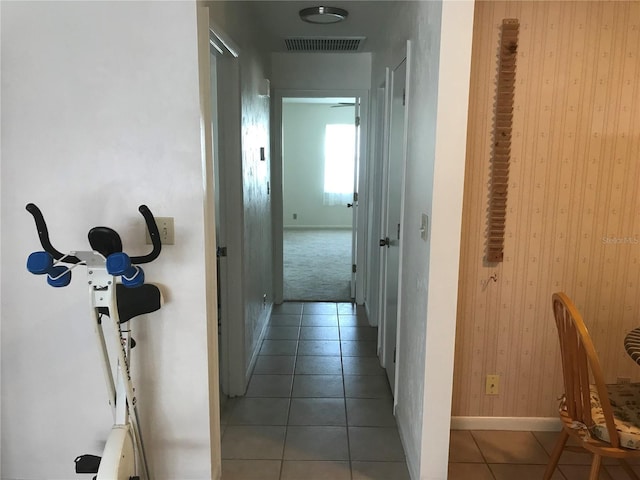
<box><xmin>299</xmin><ymin>6</ymin><xmax>348</xmax><ymax>24</ymax></box>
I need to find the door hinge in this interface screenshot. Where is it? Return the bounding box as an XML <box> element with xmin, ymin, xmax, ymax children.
<box><xmin>402</xmin><ymin>88</ymin><xmax>406</xmax><ymax>106</ymax></box>
<box><xmin>393</xmin><ymin>348</ymin><xmax>397</xmax><ymax>363</ymax></box>
<box><xmin>353</xmin><ymin>192</ymin><xmax>358</xmax><ymax>202</ymax></box>
<box><xmin>355</xmin><ymin>116</ymin><xmax>361</xmax><ymax>127</ymax></box>
<box><xmin>397</xmin><ymin>223</ymin><xmax>401</xmax><ymax>240</ymax></box>
<box><xmin>217</xmin><ymin>246</ymin><xmax>227</xmax><ymax>257</ymax></box>
<box><xmin>352</xmin><ymin>264</ymin><xmax>357</xmax><ymax>273</ymax></box>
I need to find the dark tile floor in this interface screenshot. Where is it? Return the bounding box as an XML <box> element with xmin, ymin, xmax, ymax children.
<box><xmin>220</xmin><ymin>302</ymin><xmax>410</xmax><ymax>480</ymax></box>
<box><xmin>448</xmin><ymin>427</ymin><xmax>640</xmax><ymax>479</ymax></box>
<box><xmin>220</xmin><ymin>302</ymin><xmax>632</xmax><ymax>479</ymax></box>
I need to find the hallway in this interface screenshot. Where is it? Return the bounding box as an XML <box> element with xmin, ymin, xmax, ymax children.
<box><xmin>219</xmin><ymin>302</ymin><xmax>410</xmax><ymax>479</ymax></box>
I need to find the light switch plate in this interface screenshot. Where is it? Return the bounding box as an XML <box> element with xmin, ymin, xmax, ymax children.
<box><xmin>146</xmin><ymin>217</ymin><xmax>174</xmax><ymax>245</ymax></box>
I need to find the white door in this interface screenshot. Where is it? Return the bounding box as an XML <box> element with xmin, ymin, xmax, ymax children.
<box><xmin>381</xmin><ymin>58</ymin><xmax>407</xmax><ymax>395</ymax></box>
<box><xmin>209</xmin><ymin>27</ymin><xmax>245</xmax><ymax>396</ymax></box>
<box><xmin>350</xmin><ymin>100</ymin><xmax>361</xmax><ymax>299</ymax></box>
<box><xmin>372</xmin><ymin>70</ymin><xmax>390</xmax><ymax>335</ymax></box>
<box><xmin>209</xmin><ymin>52</ymin><xmax>229</xmax><ymax>393</ymax></box>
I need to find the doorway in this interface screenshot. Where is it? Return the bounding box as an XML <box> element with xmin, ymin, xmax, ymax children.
<box><xmin>208</xmin><ymin>25</ymin><xmax>245</xmax><ymax>398</ymax></box>
<box><xmin>273</xmin><ymin>90</ymin><xmax>369</xmax><ymax>305</ymax></box>
<box><xmin>281</xmin><ymin>97</ymin><xmax>356</xmax><ymax>302</ymax></box>
<box><xmin>380</xmin><ymin>53</ymin><xmax>409</xmax><ymax>398</ymax></box>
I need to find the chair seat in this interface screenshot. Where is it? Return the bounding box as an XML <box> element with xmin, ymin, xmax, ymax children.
<box><xmin>588</xmin><ymin>383</ymin><xmax>640</xmax><ymax>450</ymax></box>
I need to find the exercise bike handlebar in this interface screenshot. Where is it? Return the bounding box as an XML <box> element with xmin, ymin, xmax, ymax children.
<box><xmin>26</xmin><ymin>203</ymin><xmax>81</xmax><ymax>264</ymax></box>
<box><xmin>25</xmin><ymin>203</ymin><xmax>162</xmax><ymax>265</ymax></box>
<box><xmin>131</xmin><ymin>205</ymin><xmax>161</xmax><ymax>264</ymax></box>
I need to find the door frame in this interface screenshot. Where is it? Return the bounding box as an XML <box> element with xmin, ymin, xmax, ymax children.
<box><xmin>351</xmin><ymin>99</ymin><xmax>362</xmax><ymax>300</ymax></box>
<box><xmin>273</xmin><ymin>88</ymin><xmax>370</xmax><ymax>305</ymax></box>
<box><xmin>207</xmin><ymin>21</ymin><xmax>246</xmax><ymax>398</ymax></box>
<box><xmin>196</xmin><ymin>7</ymin><xmax>222</xmax><ymax>479</ymax></box>
<box><xmin>378</xmin><ymin>42</ymin><xmax>411</xmax><ymax>405</ymax></box>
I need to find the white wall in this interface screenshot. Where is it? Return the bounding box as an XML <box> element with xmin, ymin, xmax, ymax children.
<box><xmin>283</xmin><ymin>103</ymin><xmax>355</xmax><ymax>228</ymax></box>
<box><xmin>208</xmin><ymin>2</ymin><xmax>274</xmax><ymax>394</ymax></box>
<box><xmin>1</xmin><ymin>2</ymin><xmax>214</xmax><ymax>479</ymax></box>
<box><xmin>419</xmin><ymin>4</ymin><xmax>474</xmax><ymax>478</ymax></box>
<box><xmin>239</xmin><ymin>53</ymin><xmax>273</xmax><ymax>385</ymax></box>
<box><xmin>271</xmin><ymin>53</ymin><xmax>372</xmax><ymax>90</ymax></box>
<box><xmin>369</xmin><ymin>1</ymin><xmax>474</xmax><ymax>479</ymax></box>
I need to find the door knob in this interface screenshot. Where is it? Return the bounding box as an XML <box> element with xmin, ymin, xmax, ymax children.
<box><xmin>379</xmin><ymin>237</ymin><xmax>390</xmax><ymax>247</ymax></box>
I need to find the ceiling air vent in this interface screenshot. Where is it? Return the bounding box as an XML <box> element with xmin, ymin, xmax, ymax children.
<box><xmin>284</xmin><ymin>37</ymin><xmax>365</xmax><ymax>52</ymax></box>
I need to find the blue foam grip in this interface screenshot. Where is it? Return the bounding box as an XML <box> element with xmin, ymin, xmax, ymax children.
<box><xmin>27</xmin><ymin>251</ymin><xmax>53</xmax><ymax>275</ymax></box>
<box><xmin>122</xmin><ymin>266</ymin><xmax>144</xmax><ymax>288</ymax></box>
<box><xmin>106</xmin><ymin>252</ymin><xmax>132</xmax><ymax>276</ymax></box>
<box><xmin>47</xmin><ymin>266</ymin><xmax>71</xmax><ymax>287</ymax></box>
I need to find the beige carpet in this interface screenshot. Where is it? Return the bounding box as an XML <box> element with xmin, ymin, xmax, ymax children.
<box><xmin>283</xmin><ymin>228</ymin><xmax>352</xmax><ymax>301</ymax></box>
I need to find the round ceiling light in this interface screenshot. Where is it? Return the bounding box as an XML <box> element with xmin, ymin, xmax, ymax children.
<box><xmin>299</xmin><ymin>6</ymin><xmax>349</xmax><ymax>24</ymax></box>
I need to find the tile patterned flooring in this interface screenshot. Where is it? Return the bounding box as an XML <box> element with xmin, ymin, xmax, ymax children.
<box><xmin>220</xmin><ymin>302</ymin><xmax>410</xmax><ymax>480</ymax></box>
<box><xmin>221</xmin><ymin>302</ymin><xmax>640</xmax><ymax>479</ymax></box>
<box><xmin>449</xmin><ymin>429</ymin><xmax>640</xmax><ymax>479</ymax></box>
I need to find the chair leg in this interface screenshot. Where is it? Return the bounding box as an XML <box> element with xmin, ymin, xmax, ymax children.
<box><xmin>589</xmin><ymin>454</ymin><xmax>602</xmax><ymax>480</ymax></box>
<box><xmin>543</xmin><ymin>429</ymin><xmax>569</xmax><ymax>480</ymax></box>
<box><xmin>618</xmin><ymin>458</ymin><xmax>640</xmax><ymax>480</ymax></box>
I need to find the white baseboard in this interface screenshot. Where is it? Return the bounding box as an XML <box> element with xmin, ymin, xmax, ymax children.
<box><xmin>396</xmin><ymin>406</ymin><xmax>420</xmax><ymax>480</ymax></box>
<box><xmin>450</xmin><ymin>416</ymin><xmax>562</xmax><ymax>432</ymax></box>
<box><xmin>245</xmin><ymin>303</ymin><xmax>274</xmax><ymax>385</ymax></box>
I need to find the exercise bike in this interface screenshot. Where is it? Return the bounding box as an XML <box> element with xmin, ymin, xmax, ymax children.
<box><xmin>26</xmin><ymin>203</ymin><xmax>163</xmax><ymax>480</ymax></box>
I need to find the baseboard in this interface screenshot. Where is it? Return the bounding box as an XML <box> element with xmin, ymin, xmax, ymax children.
<box><xmin>396</xmin><ymin>406</ymin><xmax>420</xmax><ymax>480</ymax></box>
<box><xmin>245</xmin><ymin>303</ymin><xmax>274</xmax><ymax>384</ymax></box>
<box><xmin>450</xmin><ymin>416</ymin><xmax>562</xmax><ymax>432</ymax></box>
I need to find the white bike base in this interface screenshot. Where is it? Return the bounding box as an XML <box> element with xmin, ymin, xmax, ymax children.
<box><xmin>97</xmin><ymin>425</ymin><xmax>136</xmax><ymax>480</ymax></box>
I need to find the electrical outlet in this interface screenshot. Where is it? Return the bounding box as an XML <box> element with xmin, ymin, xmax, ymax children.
<box><xmin>146</xmin><ymin>217</ymin><xmax>174</xmax><ymax>245</ymax></box>
<box><xmin>293</xmin><ymin>213</ymin><xmax>297</xmax><ymax>220</ymax></box>
<box><xmin>486</xmin><ymin>374</ymin><xmax>499</xmax><ymax>395</ymax></box>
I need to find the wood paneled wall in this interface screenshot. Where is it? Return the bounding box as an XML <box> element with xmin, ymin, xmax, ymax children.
<box><xmin>453</xmin><ymin>1</ymin><xmax>640</xmax><ymax>417</ymax></box>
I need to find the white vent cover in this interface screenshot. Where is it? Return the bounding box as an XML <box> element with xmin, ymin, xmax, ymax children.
<box><xmin>284</xmin><ymin>37</ymin><xmax>365</xmax><ymax>52</ymax></box>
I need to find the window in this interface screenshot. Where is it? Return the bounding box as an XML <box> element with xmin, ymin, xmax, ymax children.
<box><xmin>323</xmin><ymin>123</ymin><xmax>355</xmax><ymax>206</ymax></box>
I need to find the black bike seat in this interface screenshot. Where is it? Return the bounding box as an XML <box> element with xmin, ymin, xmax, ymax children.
<box><xmin>97</xmin><ymin>283</ymin><xmax>162</xmax><ymax>323</ymax></box>
<box><xmin>88</xmin><ymin>227</ymin><xmax>123</xmax><ymax>257</ymax></box>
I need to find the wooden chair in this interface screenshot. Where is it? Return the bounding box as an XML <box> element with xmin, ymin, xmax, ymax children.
<box><xmin>545</xmin><ymin>292</ymin><xmax>640</xmax><ymax>480</ymax></box>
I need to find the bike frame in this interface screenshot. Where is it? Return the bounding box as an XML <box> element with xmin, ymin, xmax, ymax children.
<box><xmin>73</xmin><ymin>250</ymin><xmax>149</xmax><ymax>480</ymax></box>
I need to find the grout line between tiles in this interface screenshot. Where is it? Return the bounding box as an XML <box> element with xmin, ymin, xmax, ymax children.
<box><xmin>468</xmin><ymin>430</ymin><xmax>492</xmax><ymax>467</ymax></box>
<box><xmin>278</xmin><ymin>311</ymin><xmax>299</xmax><ymax>480</ymax></box>
<box><xmin>339</xmin><ymin>315</ymin><xmax>355</xmax><ymax>480</ymax></box>
<box><xmin>227</xmin><ymin>302</ymin><xmax>410</xmax><ymax>480</ymax></box>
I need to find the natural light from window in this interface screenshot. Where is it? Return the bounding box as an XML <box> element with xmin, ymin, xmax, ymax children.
<box><xmin>323</xmin><ymin>123</ymin><xmax>355</xmax><ymax>206</ymax></box>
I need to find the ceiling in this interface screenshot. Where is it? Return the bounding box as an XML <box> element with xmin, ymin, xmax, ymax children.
<box><xmin>243</xmin><ymin>1</ymin><xmax>405</xmax><ymax>53</ymax></box>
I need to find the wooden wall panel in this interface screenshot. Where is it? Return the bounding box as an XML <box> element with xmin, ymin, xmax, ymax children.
<box><xmin>453</xmin><ymin>1</ymin><xmax>640</xmax><ymax>417</ymax></box>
